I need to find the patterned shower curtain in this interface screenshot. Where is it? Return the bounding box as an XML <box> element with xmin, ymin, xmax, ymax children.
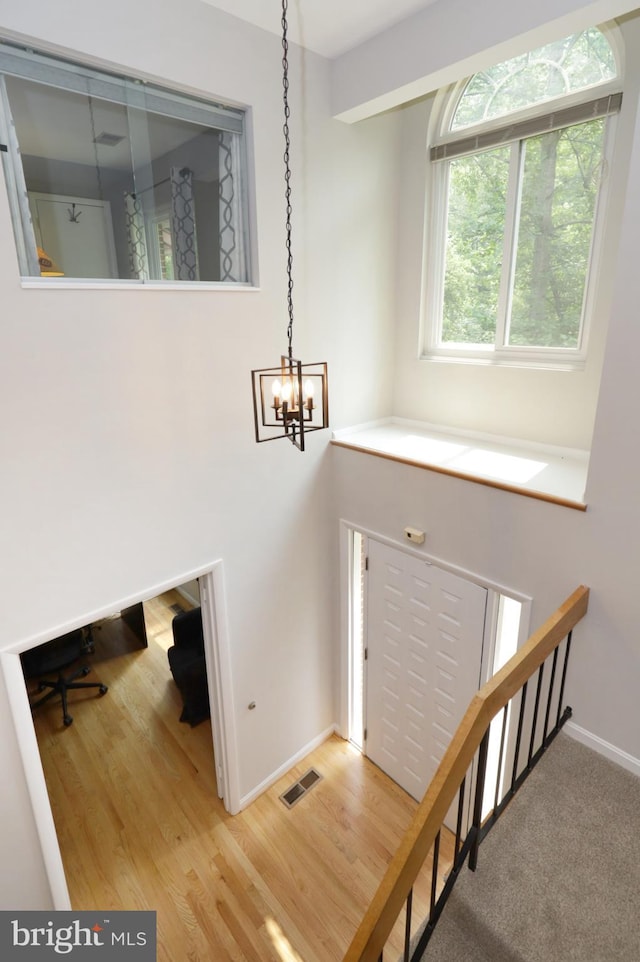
<box><xmin>124</xmin><ymin>192</ymin><xmax>149</xmax><ymax>280</ymax></box>
<box><xmin>123</xmin><ymin>139</ymin><xmax>246</xmax><ymax>283</ymax></box>
<box><xmin>218</xmin><ymin>131</ymin><xmax>247</xmax><ymax>283</ymax></box>
<box><xmin>170</xmin><ymin>166</ymin><xmax>198</xmax><ymax>281</ymax></box>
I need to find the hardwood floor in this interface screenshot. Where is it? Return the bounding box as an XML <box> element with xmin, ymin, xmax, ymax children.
<box><xmin>29</xmin><ymin>590</ymin><xmax>453</xmax><ymax>961</ymax></box>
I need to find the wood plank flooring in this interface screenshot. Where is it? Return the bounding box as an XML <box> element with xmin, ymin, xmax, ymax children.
<box><xmin>28</xmin><ymin>590</ymin><xmax>453</xmax><ymax>961</ymax></box>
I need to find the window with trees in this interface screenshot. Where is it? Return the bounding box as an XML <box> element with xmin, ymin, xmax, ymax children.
<box><xmin>423</xmin><ymin>26</ymin><xmax>621</xmax><ymax>366</ymax></box>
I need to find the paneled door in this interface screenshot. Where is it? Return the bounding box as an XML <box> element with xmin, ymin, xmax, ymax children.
<box><xmin>365</xmin><ymin>539</ymin><xmax>487</xmax><ymax>803</ymax></box>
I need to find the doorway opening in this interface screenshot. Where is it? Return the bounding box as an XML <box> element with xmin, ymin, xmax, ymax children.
<box><xmin>2</xmin><ymin>560</ymin><xmax>237</xmax><ymax>910</ymax></box>
<box><xmin>482</xmin><ymin>594</ymin><xmax>523</xmax><ymax>819</ymax></box>
<box><xmin>347</xmin><ymin>529</ymin><xmax>366</xmax><ymax>751</ymax></box>
<box><xmin>345</xmin><ymin>526</ymin><xmax>526</xmax><ymax>814</ymax></box>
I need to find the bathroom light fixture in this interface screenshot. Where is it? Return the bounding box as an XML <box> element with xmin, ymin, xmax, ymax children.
<box><xmin>251</xmin><ymin>0</ymin><xmax>328</xmax><ymax>451</ymax></box>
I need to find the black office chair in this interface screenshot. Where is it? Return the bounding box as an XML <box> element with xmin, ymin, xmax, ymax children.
<box><xmin>167</xmin><ymin>607</ymin><xmax>210</xmax><ymax>726</ymax></box>
<box><xmin>21</xmin><ymin>629</ymin><xmax>108</xmax><ymax>727</ymax></box>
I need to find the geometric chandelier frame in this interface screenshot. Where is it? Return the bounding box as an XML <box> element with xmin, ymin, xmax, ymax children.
<box><xmin>251</xmin><ymin>356</ymin><xmax>328</xmax><ymax>451</ymax></box>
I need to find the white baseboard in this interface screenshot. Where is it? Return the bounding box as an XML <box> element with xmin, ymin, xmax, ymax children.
<box><xmin>564</xmin><ymin>721</ymin><xmax>640</xmax><ymax>778</ymax></box>
<box><xmin>239</xmin><ymin>724</ymin><xmax>338</xmax><ymax>811</ymax></box>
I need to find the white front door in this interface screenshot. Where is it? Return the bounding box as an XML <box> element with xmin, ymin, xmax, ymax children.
<box><xmin>365</xmin><ymin>539</ymin><xmax>487</xmax><ymax>802</ymax></box>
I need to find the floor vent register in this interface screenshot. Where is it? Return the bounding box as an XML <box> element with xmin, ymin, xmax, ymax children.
<box><xmin>280</xmin><ymin>768</ymin><xmax>323</xmax><ymax>808</ymax></box>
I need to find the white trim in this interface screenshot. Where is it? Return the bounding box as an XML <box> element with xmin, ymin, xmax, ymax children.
<box><xmin>200</xmin><ymin>564</ymin><xmax>241</xmax><ymax>815</ymax></box>
<box><xmin>238</xmin><ymin>725</ymin><xmax>338</xmax><ymax>811</ymax></box>
<box><xmin>419</xmin><ymin>347</ymin><xmax>588</xmax><ymax>372</ymax></box>
<box><xmin>339</xmin><ymin>519</ymin><xmax>533</xmax><ymax>619</ymax></box>
<box><xmin>0</xmin><ymin>651</ymin><xmax>71</xmax><ymax>910</ymax></box>
<box><xmin>384</xmin><ymin>416</ymin><xmax>589</xmax><ymax>460</ymax></box>
<box><xmin>331</xmin><ymin>417</ymin><xmax>391</xmax><ymax>439</ymax></box>
<box><xmin>348</xmin><ymin>530</ymin><xmax>367</xmax><ymax>750</ymax></box>
<box><xmin>1</xmin><ymin>562</ymin><xmax>224</xmax><ymax>656</ymax></box>
<box><xmin>338</xmin><ymin>520</ymin><xmax>352</xmax><ymax>740</ymax></box>
<box><xmin>20</xmin><ymin>279</ymin><xmax>260</xmax><ymax>292</ymax></box>
<box><xmin>496</xmin><ymin>141</ymin><xmax>523</xmax><ymax>348</ymax></box>
<box><xmin>1</xmin><ymin>560</ymin><xmax>238</xmax><ymax>908</ymax></box>
<box><xmin>564</xmin><ymin>721</ymin><xmax>640</xmax><ymax>778</ymax></box>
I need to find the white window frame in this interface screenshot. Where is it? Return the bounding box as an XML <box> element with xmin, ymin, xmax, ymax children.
<box><xmin>421</xmin><ymin>33</ymin><xmax>623</xmax><ymax>372</ymax></box>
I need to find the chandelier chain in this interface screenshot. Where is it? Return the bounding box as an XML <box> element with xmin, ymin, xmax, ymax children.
<box><xmin>281</xmin><ymin>0</ymin><xmax>294</xmax><ymax>359</ymax></box>
<box><xmin>249</xmin><ymin>0</ymin><xmax>328</xmax><ymax>450</ymax></box>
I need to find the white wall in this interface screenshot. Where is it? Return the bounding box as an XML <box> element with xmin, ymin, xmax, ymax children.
<box><xmin>333</xmin><ymin>431</ymin><xmax>640</xmax><ymax>764</ymax></box>
<box><xmin>333</xmin><ymin>7</ymin><xmax>640</xmax><ymax>772</ymax></box>
<box><xmin>5</xmin><ymin>0</ymin><xmax>639</xmax><ymax>915</ymax></box>
<box><xmin>0</xmin><ymin>668</ymin><xmax>53</xmax><ymax>907</ymax></box>
<box><xmin>0</xmin><ymin>0</ymin><xmax>397</xmax><ymax>907</ymax></box>
<box><xmin>331</xmin><ymin>0</ymin><xmax>640</xmax><ymax>121</ymax></box>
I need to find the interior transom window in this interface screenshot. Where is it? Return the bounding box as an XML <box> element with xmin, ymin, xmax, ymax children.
<box><xmin>0</xmin><ymin>43</ymin><xmax>252</xmax><ymax>284</ymax></box>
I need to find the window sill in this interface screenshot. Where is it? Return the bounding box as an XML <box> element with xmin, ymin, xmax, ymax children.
<box><xmin>20</xmin><ymin>278</ymin><xmax>260</xmax><ymax>292</ymax></box>
<box><xmin>331</xmin><ymin>419</ymin><xmax>588</xmax><ymax>511</ymax></box>
<box><xmin>420</xmin><ymin>350</ymin><xmax>586</xmax><ymax>373</ymax></box>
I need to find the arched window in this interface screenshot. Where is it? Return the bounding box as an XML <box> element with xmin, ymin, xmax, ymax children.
<box><xmin>424</xmin><ymin>26</ymin><xmax>621</xmax><ymax>365</ymax></box>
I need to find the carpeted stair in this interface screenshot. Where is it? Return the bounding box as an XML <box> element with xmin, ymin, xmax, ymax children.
<box><xmin>415</xmin><ymin>733</ymin><xmax>640</xmax><ymax>962</ymax></box>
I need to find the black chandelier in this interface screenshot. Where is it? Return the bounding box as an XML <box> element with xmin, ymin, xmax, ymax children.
<box><xmin>251</xmin><ymin>0</ymin><xmax>329</xmax><ymax>451</ymax></box>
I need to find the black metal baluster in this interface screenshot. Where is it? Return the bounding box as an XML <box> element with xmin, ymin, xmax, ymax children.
<box><xmin>543</xmin><ymin>647</ymin><xmax>559</xmax><ymax>742</ymax></box>
<box><xmin>430</xmin><ymin>832</ymin><xmax>441</xmax><ymax>918</ymax></box>
<box><xmin>454</xmin><ymin>777</ymin><xmax>466</xmax><ymax>864</ymax></box>
<box><xmin>493</xmin><ymin>706</ymin><xmax>508</xmax><ymax>812</ymax></box>
<box><xmin>528</xmin><ymin>663</ymin><xmax>545</xmax><ymax>765</ymax></box>
<box><xmin>469</xmin><ymin>731</ymin><xmax>489</xmax><ymax>871</ymax></box>
<box><xmin>404</xmin><ymin>888</ymin><xmax>413</xmax><ymax>962</ymax></box>
<box><xmin>511</xmin><ymin>682</ymin><xmax>528</xmax><ymax>791</ymax></box>
<box><xmin>556</xmin><ymin>631</ymin><xmax>573</xmax><ymax>726</ymax></box>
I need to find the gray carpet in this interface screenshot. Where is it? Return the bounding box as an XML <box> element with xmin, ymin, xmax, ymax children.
<box><xmin>420</xmin><ymin>733</ymin><xmax>640</xmax><ymax>962</ymax></box>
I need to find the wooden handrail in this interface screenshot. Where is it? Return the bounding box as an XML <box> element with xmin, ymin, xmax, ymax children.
<box><xmin>344</xmin><ymin>585</ymin><xmax>590</xmax><ymax>962</ymax></box>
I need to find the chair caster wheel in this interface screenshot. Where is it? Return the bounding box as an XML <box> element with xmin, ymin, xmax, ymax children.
<box><xmin>81</xmin><ymin>666</ymin><xmax>91</xmax><ymax>676</ymax></box>
<box><xmin>99</xmin><ymin>686</ymin><xmax>108</xmax><ymax>695</ymax></box>
<box><xmin>37</xmin><ymin>683</ymin><xmax>46</xmax><ymax>693</ymax></box>
<box><xmin>63</xmin><ymin>715</ymin><xmax>73</xmax><ymax>727</ymax></box>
